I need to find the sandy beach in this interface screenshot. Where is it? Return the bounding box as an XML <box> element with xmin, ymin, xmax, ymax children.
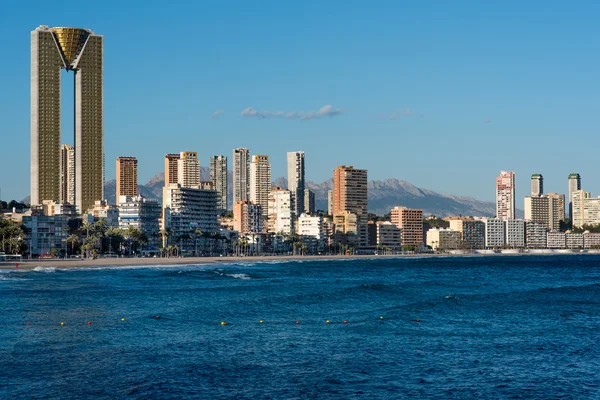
<box><xmin>0</xmin><ymin>254</ymin><xmax>416</xmax><ymax>271</ymax></box>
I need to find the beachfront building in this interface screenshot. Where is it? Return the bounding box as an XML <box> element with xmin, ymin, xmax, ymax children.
<box><xmin>333</xmin><ymin>166</ymin><xmax>368</xmax><ymax>246</ymax></box>
<box><xmin>116</xmin><ymin>157</ymin><xmax>138</xmax><ymax>200</ymax></box>
<box><xmin>210</xmin><ymin>155</ymin><xmax>228</xmax><ymax>211</ymax></box>
<box><xmin>505</xmin><ymin>219</ymin><xmax>526</xmax><ymax>248</ymax></box>
<box><xmin>496</xmin><ymin>171</ymin><xmax>516</xmax><ymax>220</ymax></box>
<box><xmin>546</xmin><ymin>231</ymin><xmax>567</xmax><ymax>249</ymax></box>
<box><xmin>249</xmin><ymin>155</ymin><xmax>271</xmax><ymax>220</ymax></box>
<box><xmin>566</xmin><ymin>232</ymin><xmax>584</xmax><ymax>249</ymax></box>
<box><xmin>484</xmin><ymin>218</ymin><xmax>505</xmax><ymax>248</ymax></box>
<box><xmin>297</xmin><ymin>213</ymin><xmax>325</xmax><ymax>253</ymax></box>
<box><xmin>233</xmin><ymin>201</ymin><xmax>263</xmax><ymax>234</ymax></box>
<box><xmin>233</xmin><ymin>148</ymin><xmax>251</xmax><ymax>203</ymax></box>
<box><xmin>287</xmin><ymin>151</ymin><xmax>305</xmax><ymax>217</ymax></box>
<box><xmin>118</xmin><ymin>196</ymin><xmax>161</xmax><ymax>249</ymax></box>
<box><xmin>449</xmin><ymin>218</ymin><xmax>485</xmax><ymax>249</ymax></box>
<box><xmin>22</xmin><ymin>214</ymin><xmax>70</xmax><ymax>257</ymax></box>
<box><xmin>304</xmin><ymin>189</ymin><xmax>316</xmax><ymax>214</ymax></box>
<box><xmin>31</xmin><ymin>26</ymin><xmax>104</xmax><ymax>213</ymax></box>
<box><xmin>333</xmin><ymin>212</ymin><xmax>360</xmax><ymax>245</ymax></box>
<box><xmin>162</xmin><ymin>184</ymin><xmax>219</xmax><ymax>241</ymax></box>
<box><xmin>268</xmin><ymin>188</ymin><xmax>293</xmax><ymax>234</ymax></box>
<box><xmin>88</xmin><ymin>200</ymin><xmax>119</xmax><ymax>227</ymax></box>
<box><xmin>583</xmin><ymin>232</ymin><xmax>600</xmax><ymax>249</ymax></box>
<box><xmin>426</xmin><ymin>228</ymin><xmax>461</xmax><ymax>251</ymax></box>
<box><xmin>525</xmin><ymin>221</ymin><xmax>547</xmax><ymax>249</ymax></box>
<box><xmin>391</xmin><ymin>206</ymin><xmax>423</xmax><ymax>248</ymax></box>
<box><xmin>572</xmin><ymin>190</ymin><xmax>600</xmax><ymax>228</ymax></box>
<box><xmin>59</xmin><ymin>144</ymin><xmax>75</xmax><ymax>205</ymax></box>
<box><xmin>524</xmin><ymin>194</ymin><xmax>564</xmax><ymax>231</ymax></box>
<box><xmin>374</xmin><ymin>221</ymin><xmax>402</xmax><ymax>250</ymax></box>
<box><xmin>39</xmin><ymin>200</ymin><xmax>77</xmax><ymax>217</ymax></box>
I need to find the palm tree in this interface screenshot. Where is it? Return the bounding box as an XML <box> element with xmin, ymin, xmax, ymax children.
<box><xmin>66</xmin><ymin>234</ymin><xmax>80</xmax><ymax>256</ymax></box>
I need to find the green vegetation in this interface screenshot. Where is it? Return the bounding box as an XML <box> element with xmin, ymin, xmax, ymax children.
<box><xmin>0</xmin><ymin>219</ymin><xmax>25</xmax><ymax>254</ymax></box>
<box><xmin>570</xmin><ymin>224</ymin><xmax>600</xmax><ymax>233</ymax></box>
<box><xmin>423</xmin><ymin>217</ymin><xmax>449</xmax><ymax>229</ymax></box>
<box><xmin>0</xmin><ymin>200</ymin><xmax>28</xmax><ymax>211</ymax></box>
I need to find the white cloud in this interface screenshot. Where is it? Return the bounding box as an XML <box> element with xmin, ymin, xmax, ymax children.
<box><xmin>212</xmin><ymin>110</ymin><xmax>224</xmax><ymax>118</ymax></box>
<box><xmin>240</xmin><ymin>105</ymin><xmax>345</xmax><ymax>120</ymax></box>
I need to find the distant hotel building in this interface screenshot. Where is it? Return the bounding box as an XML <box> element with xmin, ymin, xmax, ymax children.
<box><xmin>390</xmin><ymin>206</ymin><xmax>423</xmax><ymax>247</ymax></box>
<box><xmin>118</xmin><ymin>195</ymin><xmax>161</xmax><ymax>249</ymax></box>
<box><xmin>233</xmin><ymin>200</ymin><xmax>263</xmax><ymax>234</ymax></box>
<box><xmin>304</xmin><ymin>189</ymin><xmax>316</xmax><ymax>214</ymax></box>
<box><xmin>162</xmin><ymin>184</ymin><xmax>219</xmax><ymax>241</ymax></box>
<box><xmin>327</xmin><ymin>190</ymin><xmax>333</xmax><ymax>215</ymax></box>
<box><xmin>531</xmin><ymin>174</ymin><xmax>543</xmax><ymax>196</ymax></box>
<box><xmin>496</xmin><ymin>171</ymin><xmax>516</xmax><ymax>220</ymax></box>
<box><xmin>572</xmin><ymin>190</ymin><xmax>600</xmax><ymax>228</ymax></box>
<box><xmin>287</xmin><ymin>151</ymin><xmax>305</xmax><ymax>217</ymax></box>
<box><xmin>568</xmin><ymin>173</ymin><xmax>581</xmax><ymax>220</ymax></box>
<box><xmin>426</xmin><ymin>228</ymin><xmax>461</xmax><ymax>251</ymax></box>
<box><xmin>233</xmin><ymin>148</ymin><xmax>250</xmax><ymax>203</ymax></box>
<box><xmin>449</xmin><ymin>218</ymin><xmax>485</xmax><ymax>249</ymax></box>
<box><xmin>116</xmin><ymin>156</ymin><xmax>138</xmax><ymax>200</ymax></box>
<box><xmin>178</xmin><ymin>151</ymin><xmax>200</xmax><ymax>188</ymax></box>
<box><xmin>210</xmin><ymin>155</ymin><xmax>228</xmax><ymax>211</ymax></box>
<box><xmin>249</xmin><ymin>155</ymin><xmax>271</xmax><ymax>220</ymax></box>
<box><xmin>524</xmin><ymin>193</ymin><xmax>564</xmax><ymax>230</ymax></box>
<box><xmin>484</xmin><ymin>218</ymin><xmax>505</xmax><ymax>248</ymax></box>
<box><xmin>333</xmin><ymin>166</ymin><xmax>368</xmax><ymax>246</ymax></box>
<box><xmin>164</xmin><ymin>154</ymin><xmax>180</xmax><ymax>186</ymax></box>
<box><xmin>59</xmin><ymin>144</ymin><xmax>74</xmax><ymax>204</ymax></box>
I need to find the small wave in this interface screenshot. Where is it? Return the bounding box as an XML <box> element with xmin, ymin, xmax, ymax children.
<box><xmin>33</xmin><ymin>266</ymin><xmax>57</xmax><ymax>273</ymax></box>
<box><xmin>225</xmin><ymin>273</ymin><xmax>251</xmax><ymax>280</ymax></box>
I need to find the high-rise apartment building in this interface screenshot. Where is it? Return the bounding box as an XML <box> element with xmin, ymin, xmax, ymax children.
<box><xmin>249</xmin><ymin>155</ymin><xmax>271</xmax><ymax>220</ymax></box>
<box><xmin>177</xmin><ymin>152</ymin><xmax>200</xmax><ymax>188</ymax></box>
<box><xmin>287</xmin><ymin>151</ymin><xmax>305</xmax><ymax>217</ymax></box>
<box><xmin>233</xmin><ymin>201</ymin><xmax>263</xmax><ymax>234</ymax></box>
<box><xmin>448</xmin><ymin>218</ymin><xmax>485</xmax><ymax>249</ymax></box>
<box><xmin>390</xmin><ymin>206</ymin><xmax>423</xmax><ymax>247</ymax></box>
<box><xmin>116</xmin><ymin>157</ymin><xmax>138</xmax><ymax>200</ymax></box>
<box><xmin>496</xmin><ymin>171</ymin><xmax>516</xmax><ymax>220</ymax></box>
<box><xmin>327</xmin><ymin>190</ymin><xmax>333</xmax><ymax>215</ymax></box>
<box><xmin>210</xmin><ymin>155</ymin><xmax>228</xmax><ymax>211</ymax></box>
<box><xmin>31</xmin><ymin>26</ymin><xmax>104</xmax><ymax>213</ymax></box>
<box><xmin>568</xmin><ymin>173</ymin><xmax>581</xmax><ymax>220</ymax></box>
<box><xmin>571</xmin><ymin>190</ymin><xmax>600</xmax><ymax>228</ymax></box>
<box><xmin>304</xmin><ymin>189</ymin><xmax>316</xmax><ymax>214</ymax></box>
<box><xmin>531</xmin><ymin>174</ymin><xmax>543</xmax><ymax>196</ymax></box>
<box><xmin>164</xmin><ymin>154</ymin><xmax>180</xmax><ymax>186</ymax></box>
<box><xmin>333</xmin><ymin>166</ymin><xmax>368</xmax><ymax>246</ymax></box>
<box><xmin>59</xmin><ymin>144</ymin><xmax>74</xmax><ymax>204</ymax></box>
<box><xmin>268</xmin><ymin>188</ymin><xmax>293</xmax><ymax>234</ymax></box>
<box><xmin>524</xmin><ymin>193</ymin><xmax>564</xmax><ymax>231</ymax></box>
<box><xmin>233</xmin><ymin>148</ymin><xmax>250</xmax><ymax>203</ymax></box>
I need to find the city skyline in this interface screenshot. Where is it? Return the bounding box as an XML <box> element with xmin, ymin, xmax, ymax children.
<box><xmin>3</xmin><ymin>3</ymin><xmax>600</xmax><ymax>202</ymax></box>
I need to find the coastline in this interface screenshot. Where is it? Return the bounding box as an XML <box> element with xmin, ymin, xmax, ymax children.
<box><xmin>1</xmin><ymin>251</ymin><xmax>597</xmax><ymax>271</ymax></box>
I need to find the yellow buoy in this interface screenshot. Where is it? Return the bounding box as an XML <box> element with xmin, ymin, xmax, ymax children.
<box><xmin>221</xmin><ymin>321</ymin><xmax>227</xmax><ymax>326</ymax></box>
<box><xmin>326</xmin><ymin>320</ymin><xmax>330</xmax><ymax>324</ymax></box>
<box><xmin>379</xmin><ymin>316</ymin><xmax>384</xmax><ymax>320</ymax></box>
<box><xmin>121</xmin><ymin>318</ymin><xmax>125</xmax><ymax>321</ymax></box>
<box><xmin>259</xmin><ymin>320</ymin><xmax>263</xmax><ymax>324</ymax></box>
<box><xmin>60</xmin><ymin>322</ymin><xmax>65</xmax><ymax>326</ymax></box>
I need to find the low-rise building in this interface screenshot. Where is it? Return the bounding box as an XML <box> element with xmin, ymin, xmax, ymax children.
<box><xmin>233</xmin><ymin>201</ymin><xmax>263</xmax><ymax>234</ymax></box>
<box><xmin>505</xmin><ymin>219</ymin><xmax>526</xmax><ymax>248</ymax></box>
<box><xmin>375</xmin><ymin>221</ymin><xmax>402</xmax><ymax>250</ymax></box>
<box><xmin>546</xmin><ymin>231</ymin><xmax>566</xmax><ymax>249</ymax></box>
<box><xmin>88</xmin><ymin>200</ymin><xmax>119</xmax><ymax>227</ymax></box>
<box><xmin>449</xmin><ymin>218</ymin><xmax>485</xmax><ymax>249</ymax></box>
<box><xmin>22</xmin><ymin>214</ymin><xmax>70</xmax><ymax>257</ymax></box>
<box><xmin>526</xmin><ymin>221</ymin><xmax>547</xmax><ymax>249</ymax></box>
<box><xmin>118</xmin><ymin>196</ymin><xmax>161</xmax><ymax>249</ymax></box>
<box><xmin>484</xmin><ymin>218</ymin><xmax>505</xmax><ymax>248</ymax></box>
<box><xmin>566</xmin><ymin>232</ymin><xmax>584</xmax><ymax>249</ymax></box>
<box><xmin>268</xmin><ymin>188</ymin><xmax>293</xmax><ymax>234</ymax></box>
<box><xmin>426</xmin><ymin>228</ymin><xmax>461</xmax><ymax>251</ymax></box>
<box><xmin>583</xmin><ymin>232</ymin><xmax>600</xmax><ymax>249</ymax></box>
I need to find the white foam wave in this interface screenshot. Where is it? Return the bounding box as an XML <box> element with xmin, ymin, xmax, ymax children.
<box><xmin>33</xmin><ymin>266</ymin><xmax>57</xmax><ymax>273</ymax></box>
<box><xmin>226</xmin><ymin>273</ymin><xmax>251</xmax><ymax>280</ymax></box>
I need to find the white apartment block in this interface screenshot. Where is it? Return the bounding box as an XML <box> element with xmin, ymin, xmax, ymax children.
<box><xmin>233</xmin><ymin>148</ymin><xmax>250</xmax><ymax>203</ymax></box>
<box><xmin>426</xmin><ymin>228</ymin><xmax>461</xmax><ymax>251</ymax></box>
<box><xmin>210</xmin><ymin>155</ymin><xmax>228</xmax><ymax>211</ymax></box>
<box><xmin>162</xmin><ymin>184</ymin><xmax>220</xmax><ymax>240</ymax></box>
<box><xmin>484</xmin><ymin>218</ymin><xmax>505</xmax><ymax>248</ymax></box>
<box><xmin>118</xmin><ymin>195</ymin><xmax>161</xmax><ymax>248</ymax></box>
<box><xmin>449</xmin><ymin>219</ymin><xmax>485</xmax><ymax>249</ymax></box>
<box><xmin>566</xmin><ymin>233</ymin><xmax>584</xmax><ymax>249</ymax></box>
<box><xmin>88</xmin><ymin>200</ymin><xmax>119</xmax><ymax>227</ymax></box>
<box><xmin>524</xmin><ymin>194</ymin><xmax>564</xmax><ymax>231</ymax></box>
<box><xmin>505</xmin><ymin>219</ymin><xmax>525</xmax><ymax>248</ymax></box>
<box><xmin>376</xmin><ymin>221</ymin><xmax>402</xmax><ymax>249</ymax></box>
<box><xmin>268</xmin><ymin>188</ymin><xmax>293</xmax><ymax>235</ymax></box>
<box><xmin>546</xmin><ymin>231</ymin><xmax>566</xmax><ymax>249</ymax></box>
<box><xmin>572</xmin><ymin>190</ymin><xmax>600</xmax><ymax>228</ymax></box>
<box><xmin>583</xmin><ymin>232</ymin><xmax>600</xmax><ymax>249</ymax></box>
<box><xmin>287</xmin><ymin>151</ymin><xmax>305</xmax><ymax>217</ymax></box>
<box><xmin>525</xmin><ymin>221</ymin><xmax>547</xmax><ymax>249</ymax></box>
<box><xmin>496</xmin><ymin>171</ymin><xmax>516</xmax><ymax>220</ymax></box>
<box><xmin>297</xmin><ymin>213</ymin><xmax>325</xmax><ymax>251</ymax></box>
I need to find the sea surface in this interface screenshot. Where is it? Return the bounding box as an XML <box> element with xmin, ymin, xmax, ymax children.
<box><xmin>1</xmin><ymin>255</ymin><xmax>599</xmax><ymax>399</ymax></box>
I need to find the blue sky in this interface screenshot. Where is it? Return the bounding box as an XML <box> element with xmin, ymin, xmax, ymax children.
<box><xmin>1</xmin><ymin>0</ymin><xmax>600</xmax><ymax>204</ymax></box>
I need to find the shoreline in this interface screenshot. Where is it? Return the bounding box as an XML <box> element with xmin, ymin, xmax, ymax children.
<box><xmin>1</xmin><ymin>251</ymin><xmax>598</xmax><ymax>271</ymax></box>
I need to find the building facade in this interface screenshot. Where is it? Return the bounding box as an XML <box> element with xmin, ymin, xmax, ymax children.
<box><xmin>164</xmin><ymin>153</ymin><xmax>180</xmax><ymax>186</ymax></box>
<box><xmin>22</xmin><ymin>214</ymin><xmax>70</xmax><ymax>257</ymax></box>
<box><xmin>116</xmin><ymin>156</ymin><xmax>138</xmax><ymax>200</ymax></box>
<box><xmin>209</xmin><ymin>155</ymin><xmax>228</xmax><ymax>211</ymax></box>
<box><xmin>546</xmin><ymin>231</ymin><xmax>566</xmax><ymax>249</ymax></box>
<box><xmin>287</xmin><ymin>151</ymin><xmax>305</xmax><ymax>217</ymax></box>
<box><xmin>375</xmin><ymin>221</ymin><xmax>402</xmax><ymax>250</ymax></box>
<box><xmin>88</xmin><ymin>200</ymin><xmax>118</xmax><ymax>227</ymax></box>
<box><xmin>118</xmin><ymin>196</ymin><xmax>161</xmax><ymax>249</ymax></box>
<box><xmin>59</xmin><ymin>144</ymin><xmax>74</xmax><ymax>204</ymax></box>
<box><xmin>177</xmin><ymin>151</ymin><xmax>200</xmax><ymax>188</ymax></box>
<box><xmin>568</xmin><ymin>173</ymin><xmax>581</xmax><ymax>220</ymax></box>
<box><xmin>484</xmin><ymin>218</ymin><xmax>505</xmax><ymax>248</ymax></box>
<box><xmin>496</xmin><ymin>170</ymin><xmax>516</xmax><ymax>220</ymax></box>
<box><xmin>449</xmin><ymin>218</ymin><xmax>485</xmax><ymax>249</ymax></box>
<box><xmin>233</xmin><ymin>201</ymin><xmax>263</xmax><ymax>234</ymax></box>
<box><xmin>525</xmin><ymin>221</ymin><xmax>547</xmax><ymax>249</ymax></box>
<box><xmin>333</xmin><ymin>166</ymin><xmax>368</xmax><ymax>246</ymax></box>
<box><xmin>304</xmin><ymin>189</ymin><xmax>316</xmax><ymax>214</ymax></box>
<box><xmin>268</xmin><ymin>188</ymin><xmax>293</xmax><ymax>234</ymax></box>
<box><xmin>233</xmin><ymin>148</ymin><xmax>250</xmax><ymax>203</ymax></box>
<box><xmin>390</xmin><ymin>206</ymin><xmax>423</xmax><ymax>247</ymax></box>
<box><xmin>505</xmin><ymin>219</ymin><xmax>526</xmax><ymax>248</ymax></box>
<box><xmin>426</xmin><ymin>228</ymin><xmax>461</xmax><ymax>251</ymax></box>
<box><xmin>531</xmin><ymin>174</ymin><xmax>543</xmax><ymax>196</ymax></box>
<box><xmin>31</xmin><ymin>26</ymin><xmax>104</xmax><ymax>213</ymax></box>
<box><xmin>249</xmin><ymin>155</ymin><xmax>271</xmax><ymax>219</ymax></box>
<box><xmin>524</xmin><ymin>194</ymin><xmax>564</xmax><ymax>231</ymax></box>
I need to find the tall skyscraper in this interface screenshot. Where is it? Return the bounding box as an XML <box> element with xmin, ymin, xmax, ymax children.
<box><xmin>210</xmin><ymin>155</ymin><xmax>228</xmax><ymax>211</ymax></box>
<box><xmin>304</xmin><ymin>188</ymin><xmax>316</xmax><ymax>214</ymax></box>
<box><xmin>59</xmin><ymin>144</ymin><xmax>74</xmax><ymax>204</ymax></box>
<box><xmin>233</xmin><ymin>148</ymin><xmax>250</xmax><ymax>203</ymax></box>
<box><xmin>31</xmin><ymin>26</ymin><xmax>104</xmax><ymax>213</ymax></box>
<box><xmin>177</xmin><ymin>151</ymin><xmax>200</xmax><ymax>188</ymax></box>
<box><xmin>531</xmin><ymin>174</ymin><xmax>543</xmax><ymax>197</ymax></box>
<box><xmin>568</xmin><ymin>173</ymin><xmax>581</xmax><ymax>221</ymax></box>
<box><xmin>164</xmin><ymin>154</ymin><xmax>180</xmax><ymax>186</ymax></box>
<box><xmin>116</xmin><ymin>157</ymin><xmax>138</xmax><ymax>200</ymax></box>
<box><xmin>249</xmin><ymin>155</ymin><xmax>271</xmax><ymax>221</ymax></box>
<box><xmin>496</xmin><ymin>171</ymin><xmax>516</xmax><ymax>220</ymax></box>
<box><xmin>333</xmin><ymin>166</ymin><xmax>368</xmax><ymax>245</ymax></box>
<box><xmin>287</xmin><ymin>151</ymin><xmax>305</xmax><ymax>217</ymax></box>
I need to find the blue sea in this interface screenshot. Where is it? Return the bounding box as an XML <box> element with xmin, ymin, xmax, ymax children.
<box><xmin>1</xmin><ymin>255</ymin><xmax>599</xmax><ymax>399</ymax></box>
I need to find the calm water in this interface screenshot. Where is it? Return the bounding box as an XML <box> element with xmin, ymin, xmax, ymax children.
<box><xmin>1</xmin><ymin>255</ymin><xmax>599</xmax><ymax>399</ymax></box>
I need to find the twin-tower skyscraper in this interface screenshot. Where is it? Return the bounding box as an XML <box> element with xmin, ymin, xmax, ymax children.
<box><xmin>31</xmin><ymin>25</ymin><xmax>103</xmax><ymax>213</ymax></box>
